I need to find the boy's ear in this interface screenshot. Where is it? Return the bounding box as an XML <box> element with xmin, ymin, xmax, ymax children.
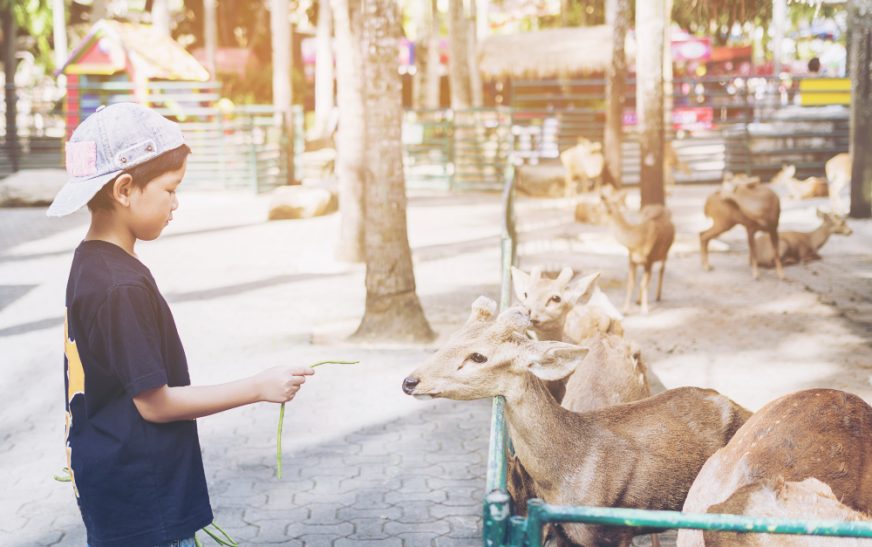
<box><xmin>524</xmin><ymin>341</ymin><xmax>588</xmax><ymax>381</ymax></box>
<box><xmin>111</xmin><ymin>173</ymin><xmax>135</xmax><ymax>207</ymax></box>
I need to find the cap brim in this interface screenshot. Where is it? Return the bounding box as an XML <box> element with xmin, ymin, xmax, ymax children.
<box><xmin>46</xmin><ymin>170</ymin><xmax>123</xmax><ymax>217</ymax></box>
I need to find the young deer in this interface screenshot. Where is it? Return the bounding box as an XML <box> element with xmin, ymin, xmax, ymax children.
<box><xmin>771</xmin><ymin>164</ymin><xmax>828</xmax><ymax>200</ymax></box>
<box><xmin>699</xmin><ymin>174</ymin><xmax>784</xmax><ymax>280</ymax></box>
<box><xmin>561</xmin><ymin>137</ymin><xmax>605</xmax><ymax>197</ymax></box>
<box><xmin>677</xmin><ymin>389</ymin><xmax>872</xmax><ymax>547</ymax></box>
<box><xmin>702</xmin><ymin>478</ymin><xmax>872</xmax><ymax>546</ymax></box>
<box><xmin>826</xmin><ymin>153</ymin><xmax>851</xmax><ymax>213</ymax></box>
<box><xmin>403</xmin><ymin>298</ymin><xmax>751</xmax><ymax>547</ymax></box>
<box><xmin>511</xmin><ymin>266</ymin><xmax>624</xmax><ymax>342</ymax></box>
<box><xmin>600</xmin><ymin>190</ymin><xmax>676</xmax><ymax>314</ymax></box>
<box><xmin>753</xmin><ymin>209</ymin><xmax>853</xmax><ymax>268</ymax></box>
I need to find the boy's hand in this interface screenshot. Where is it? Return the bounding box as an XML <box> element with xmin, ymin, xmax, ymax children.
<box><xmin>256</xmin><ymin>366</ymin><xmax>315</xmax><ymax>403</ymax></box>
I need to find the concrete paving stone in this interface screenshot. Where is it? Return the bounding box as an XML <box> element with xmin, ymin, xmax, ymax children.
<box><xmin>210</xmin><ymin>506</ymin><xmax>247</xmax><ymax>528</ymax></box>
<box><xmin>351</xmin><ymin>489</ymin><xmax>394</xmax><ymax>509</ymax></box>
<box><xmin>0</xmin><ymin>514</ymin><xmax>28</xmax><ymax>533</ymax></box>
<box><xmin>342</xmin><ymin>517</ymin><xmax>391</xmax><ymax>540</ymax></box>
<box><xmin>386</xmin><ymin>488</ymin><xmax>448</xmax><ymax>504</ymax></box>
<box><xmin>293</xmin><ymin>490</ymin><xmax>357</xmax><ymax>506</ymax></box>
<box><xmin>334</xmin><ymin>537</ymin><xmax>403</xmax><ymax>547</ymax></box>
<box><xmin>208</xmin><ymin>479</ymin><xmax>257</xmax><ymax>498</ymax></box>
<box><xmin>338</xmin><ymin>476</ymin><xmax>402</xmax><ymax>493</ymax></box>
<box><xmin>298</xmin><ymin>464</ymin><xmax>362</xmax><ymax>479</ymax></box>
<box><xmin>398</xmin><ymin>501</ymin><xmax>450</xmax><ymax>524</ymax></box>
<box><xmin>250</xmin><ymin>518</ymin><xmax>304</xmax><ymax>542</ymax></box>
<box><xmin>428</xmin><ymin>503</ymin><xmax>481</xmax><ymax>519</ymax></box>
<box><xmin>340</xmin><ymin>453</ymin><xmax>403</xmax><ymax>467</ymax></box>
<box><xmin>426</xmin><ymin>477</ymin><xmax>483</xmax><ymax>490</ymax></box>
<box><xmin>243</xmin><ymin>505</ymin><xmax>310</xmax><ymax>525</ymax></box>
<box><xmin>396</xmin><ymin>531</ymin><xmax>445</xmax><ymax>546</ymax></box>
<box><xmin>297</xmin><ymin>534</ymin><xmax>336</xmax><ymax>547</ymax></box>
<box><xmin>443</xmin><ymin>515</ymin><xmax>481</xmax><ymax>538</ymax></box>
<box><xmin>303</xmin><ymin>502</ymin><xmax>351</xmax><ymax>524</ymax></box>
<box><xmin>336</xmin><ymin>505</ymin><xmax>403</xmax><ymax>522</ymax></box>
<box><xmin>207</xmin><ymin>523</ymin><xmax>259</xmax><ymax>544</ymax></box>
<box><xmin>256</xmin><ymin>478</ymin><xmax>316</xmax><ymax>495</ymax></box>
<box><xmin>401</xmin><ymin>476</ymin><xmax>435</xmax><ymax>492</ymax></box>
<box><xmin>433</xmin><ymin>536</ymin><xmax>479</xmax><ymax>547</ymax></box>
<box><xmin>434</xmin><ymin>462</ymin><xmax>483</xmax><ymax>480</ymax></box>
<box><xmin>386</xmin><ymin>519</ymin><xmax>451</xmax><ymax>535</ymax></box>
<box><xmin>288</xmin><ymin>522</ymin><xmax>355</xmax><ymax>537</ymax></box>
<box><xmin>443</xmin><ymin>488</ymin><xmax>484</xmax><ymax>506</ymax></box>
<box><xmin>212</xmin><ymin>492</ymin><xmax>269</xmax><ymax>510</ymax></box>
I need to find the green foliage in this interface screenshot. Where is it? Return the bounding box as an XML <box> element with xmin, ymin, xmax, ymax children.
<box><xmin>2</xmin><ymin>0</ymin><xmax>58</xmax><ymax>71</ymax></box>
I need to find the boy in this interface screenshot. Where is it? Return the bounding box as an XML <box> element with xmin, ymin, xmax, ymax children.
<box><xmin>48</xmin><ymin>103</ymin><xmax>314</xmax><ymax>547</ymax></box>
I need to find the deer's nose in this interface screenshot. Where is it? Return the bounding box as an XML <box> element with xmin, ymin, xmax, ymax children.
<box><xmin>402</xmin><ymin>377</ymin><xmax>420</xmax><ymax>395</ymax></box>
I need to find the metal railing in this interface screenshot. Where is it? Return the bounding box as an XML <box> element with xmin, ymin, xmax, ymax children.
<box><xmin>481</xmin><ymin>170</ymin><xmax>872</xmax><ymax>546</ymax></box>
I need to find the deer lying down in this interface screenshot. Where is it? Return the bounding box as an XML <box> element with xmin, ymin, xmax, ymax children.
<box><xmin>701</xmin><ymin>478</ymin><xmax>872</xmax><ymax>546</ymax></box>
<box><xmin>403</xmin><ymin>298</ymin><xmax>751</xmax><ymax>547</ymax></box>
<box><xmin>753</xmin><ymin>209</ymin><xmax>852</xmax><ymax>268</ymax></box>
<box><xmin>678</xmin><ymin>389</ymin><xmax>872</xmax><ymax>547</ymax></box>
<box><xmin>561</xmin><ymin>138</ymin><xmax>605</xmax><ymax>197</ymax></box>
<box><xmin>771</xmin><ymin>165</ymin><xmax>829</xmax><ymax>200</ymax></box>
<box><xmin>826</xmin><ymin>153</ymin><xmax>851</xmax><ymax>214</ymax></box>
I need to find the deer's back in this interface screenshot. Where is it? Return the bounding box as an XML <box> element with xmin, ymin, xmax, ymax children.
<box><xmin>679</xmin><ymin>389</ymin><xmax>872</xmax><ymax>547</ymax></box>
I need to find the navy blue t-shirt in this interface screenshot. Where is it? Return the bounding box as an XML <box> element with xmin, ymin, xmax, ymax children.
<box><xmin>63</xmin><ymin>240</ymin><xmax>212</xmax><ymax>547</ymax></box>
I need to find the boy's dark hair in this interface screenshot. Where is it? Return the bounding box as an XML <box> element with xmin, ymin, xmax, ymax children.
<box><xmin>87</xmin><ymin>144</ymin><xmax>191</xmax><ymax>212</ymax></box>
<box><xmin>808</xmin><ymin>57</ymin><xmax>821</xmax><ymax>73</ymax></box>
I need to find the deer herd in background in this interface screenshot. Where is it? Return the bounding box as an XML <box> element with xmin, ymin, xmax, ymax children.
<box><xmin>401</xmin><ymin>143</ymin><xmax>868</xmax><ymax>545</ymax></box>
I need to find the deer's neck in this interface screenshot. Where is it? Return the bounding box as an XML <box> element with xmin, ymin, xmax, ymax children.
<box><xmin>504</xmin><ymin>374</ymin><xmax>589</xmax><ymax>492</ymax></box>
<box><xmin>808</xmin><ymin>222</ymin><xmax>832</xmax><ymax>251</ymax></box>
<box><xmin>606</xmin><ymin>210</ymin><xmax>640</xmax><ymax>249</ymax></box>
<box><xmin>533</xmin><ymin>316</ymin><xmax>569</xmax><ymax>342</ymax></box>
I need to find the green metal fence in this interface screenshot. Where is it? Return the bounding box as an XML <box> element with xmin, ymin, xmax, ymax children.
<box><xmin>482</xmin><ymin>170</ymin><xmax>872</xmax><ymax>546</ymax></box>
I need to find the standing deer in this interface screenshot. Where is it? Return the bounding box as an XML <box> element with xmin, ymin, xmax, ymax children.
<box><xmin>403</xmin><ymin>299</ymin><xmax>750</xmax><ymax>547</ymax></box>
<box><xmin>753</xmin><ymin>209</ymin><xmax>853</xmax><ymax>268</ymax></box>
<box><xmin>664</xmin><ymin>141</ymin><xmax>692</xmax><ymax>190</ymax></box>
<box><xmin>771</xmin><ymin>164</ymin><xmax>828</xmax><ymax>200</ymax></box>
<box><xmin>826</xmin><ymin>153</ymin><xmax>851</xmax><ymax>213</ymax></box>
<box><xmin>677</xmin><ymin>389</ymin><xmax>872</xmax><ymax>547</ymax></box>
<box><xmin>561</xmin><ymin>138</ymin><xmax>605</xmax><ymax>197</ymax></box>
<box><xmin>600</xmin><ymin>190</ymin><xmax>675</xmax><ymax>314</ymax></box>
<box><xmin>699</xmin><ymin>174</ymin><xmax>784</xmax><ymax>280</ymax></box>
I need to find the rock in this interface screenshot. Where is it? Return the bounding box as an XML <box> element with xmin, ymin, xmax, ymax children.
<box><xmin>515</xmin><ymin>164</ymin><xmax>566</xmax><ymax>198</ymax></box>
<box><xmin>0</xmin><ymin>169</ymin><xmax>68</xmax><ymax>207</ymax></box>
<box><xmin>267</xmin><ymin>184</ymin><xmax>337</xmax><ymax>220</ymax></box>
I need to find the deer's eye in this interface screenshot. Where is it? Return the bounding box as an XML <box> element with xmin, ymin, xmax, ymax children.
<box><xmin>468</xmin><ymin>352</ymin><xmax>488</xmax><ymax>364</ymax></box>
<box><xmin>549</xmin><ymin>295</ymin><xmax>562</xmax><ymax>304</ymax></box>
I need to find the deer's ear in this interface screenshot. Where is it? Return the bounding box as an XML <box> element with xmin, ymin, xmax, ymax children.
<box><xmin>525</xmin><ymin>342</ymin><xmax>587</xmax><ymax>381</ymax></box>
<box><xmin>566</xmin><ymin>272</ymin><xmax>600</xmax><ymax>304</ymax></box>
<box><xmin>556</xmin><ymin>266</ymin><xmax>574</xmax><ymax>286</ymax></box>
<box><xmin>511</xmin><ymin>267</ymin><xmax>530</xmax><ymax>302</ymax></box>
<box><xmin>496</xmin><ymin>306</ymin><xmax>531</xmax><ymax>337</ymax></box>
<box><xmin>467</xmin><ymin>296</ymin><xmax>497</xmax><ymax>324</ymax></box>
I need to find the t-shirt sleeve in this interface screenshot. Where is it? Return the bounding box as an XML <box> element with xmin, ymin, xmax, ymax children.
<box><xmin>95</xmin><ymin>284</ymin><xmax>168</xmax><ymax>397</ymax></box>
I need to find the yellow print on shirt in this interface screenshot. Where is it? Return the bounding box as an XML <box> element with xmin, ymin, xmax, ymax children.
<box><xmin>64</xmin><ymin>310</ymin><xmax>83</xmax><ymax>497</ymax></box>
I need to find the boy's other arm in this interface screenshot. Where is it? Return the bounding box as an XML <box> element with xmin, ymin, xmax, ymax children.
<box><xmin>133</xmin><ymin>366</ymin><xmax>314</xmax><ymax>423</ymax></box>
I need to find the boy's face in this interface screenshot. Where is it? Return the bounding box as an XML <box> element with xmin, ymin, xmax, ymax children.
<box><xmin>127</xmin><ymin>160</ymin><xmax>186</xmax><ymax>241</ymax></box>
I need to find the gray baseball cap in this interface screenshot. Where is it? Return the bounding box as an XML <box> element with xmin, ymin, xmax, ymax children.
<box><xmin>47</xmin><ymin>102</ymin><xmax>186</xmax><ymax>217</ymax></box>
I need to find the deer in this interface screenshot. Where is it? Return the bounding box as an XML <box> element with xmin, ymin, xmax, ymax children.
<box><xmin>561</xmin><ymin>137</ymin><xmax>605</xmax><ymax>197</ymax></box>
<box><xmin>699</xmin><ymin>173</ymin><xmax>784</xmax><ymax>280</ymax></box>
<box><xmin>600</xmin><ymin>189</ymin><xmax>675</xmax><ymax>314</ymax></box>
<box><xmin>664</xmin><ymin>141</ymin><xmax>692</xmax><ymax>191</ymax></box>
<box><xmin>753</xmin><ymin>209</ymin><xmax>853</xmax><ymax>268</ymax></box>
<box><xmin>677</xmin><ymin>388</ymin><xmax>872</xmax><ymax>547</ymax></box>
<box><xmin>826</xmin><ymin>153</ymin><xmax>851</xmax><ymax>213</ymax></box>
<box><xmin>701</xmin><ymin>478</ymin><xmax>872</xmax><ymax>546</ymax></box>
<box><xmin>771</xmin><ymin>164</ymin><xmax>828</xmax><ymax>200</ymax></box>
<box><xmin>403</xmin><ymin>298</ymin><xmax>751</xmax><ymax>547</ymax></box>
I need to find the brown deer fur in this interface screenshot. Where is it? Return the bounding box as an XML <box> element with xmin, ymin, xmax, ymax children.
<box><xmin>677</xmin><ymin>389</ymin><xmax>872</xmax><ymax>547</ymax></box>
<box><xmin>403</xmin><ymin>299</ymin><xmax>751</xmax><ymax>547</ymax></box>
<box><xmin>753</xmin><ymin>209</ymin><xmax>853</xmax><ymax>268</ymax></box>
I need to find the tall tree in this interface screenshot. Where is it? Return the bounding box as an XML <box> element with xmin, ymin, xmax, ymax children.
<box><xmin>332</xmin><ymin>0</ymin><xmax>366</xmax><ymax>262</ymax></box>
<box><xmin>447</xmin><ymin>0</ymin><xmax>471</xmax><ymax>109</ymax></box>
<box><xmin>270</xmin><ymin>0</ymin><xmax>296</xmax><ymax>184</ymax></box>
<box><xmin>352</xmin><ymin>0</ymin><xmax>434</xmax><ymax>342</ymax></box>
<box><xmin>467</xmin><ymin>0</ymin><xmax>482</xmax><ymax>107</ymax></box>
<box><xmin>603</xmin><ymin>0</ymin><xmax>629</xmax><ymax>188</ymax></box>
<box><xmin>848</xmin><ymin>0</ymin><xmax>872</xmax><ymax>218</ymax></box>
<box><xmin>3</xmin><ymin>5</ymin><xmax>18</xmax><ymax>172</ymax></box>
<box><xmin>314</xmin><ymin>0</ymin><xmax>335</xmax><ymax>139</ymax></box>
<box><xmin>151</xmin><ymin>0</ymin><xmax>170</xmax><ymax>36</ymax></box>
<box><xmin>52</xmin><ymin>0</ymin><xmax>67</xmax><ymax>70</ymax></box>
<box><xmin>424</xmin><ymin>0</ymin><xmax>441</xmax><ymax>109</ymax></box>
<box><xmin>636</xmin><ymin>0</ymin><xmax>666</xmax><ymax>206</ymax></box>
<box><xmin>203</xmin><ymin>0</ymin><xmax>217</xmax><ymax>77</ymax></box>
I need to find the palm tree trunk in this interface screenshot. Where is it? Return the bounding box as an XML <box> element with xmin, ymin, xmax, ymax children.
<box><xmin>447</xmin><ymin>0</ymin><xmax>471</xmax><ymax>109</ymax></box>
<box><xmin>353</xmin><ymin>0</ymin><xmax>434</xmax><ymax>342</ymax></box>
<box><xmin>270</xmin><ymin>0</ymin><xmax>296</xmax><ymax>184</ymax></box>
<box><xmin>331</xmin><ymin>0</ymin><xmax>366</xmax><ymax>262</ymax></box>
<box><xmin>314</xmin><ymin>0</ymin><xmax>335</xmax><ymax>139</ymax></box>
<box><xmin>151</xmin><ymin>0</ymin><xmax>171</xmax><ymax>37</ymax></box>
<box><xmin>203</xmin><ymin>0</ymin><xmax>218</xmax><ymax>77</ymax></box>
<box><xmin>636</xmin><ymin>0</ymin><xmax>666</xmax><ymax>206</ymax></box>
<box><xmin>603</xmin><ymin>0</ymin><xmax>629</xmax><ymax>188</ymax></box>
<box><xmin>849</xmin><ymin>0</ymin><xmax>872</xmax><ymax>218</ymax></box>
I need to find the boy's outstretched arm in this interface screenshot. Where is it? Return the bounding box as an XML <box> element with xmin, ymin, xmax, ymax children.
<box><xmin>133</xmin><ymin>366</ymin><xmax>315</xmax><ymax>423</ymax></box>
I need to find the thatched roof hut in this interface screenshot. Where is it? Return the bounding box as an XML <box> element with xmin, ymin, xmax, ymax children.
<box><xmin>477</xmin><ymin>26</ymin><xmax>635</xmax><ymax>81</ymax></box>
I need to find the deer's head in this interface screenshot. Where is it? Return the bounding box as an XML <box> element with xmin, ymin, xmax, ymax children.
<box><xmin>817</xmin><ymin>209</ymin><xmax>853</xmax><ymax>236</ymax></box>
<box><xmin>511</xmin><ymin>266</ymin><xmax>600</xmax><ymax>335</ymax></box>
<box><xmin>599</xmin><ymin>187</ymin><xmax>629</xmax><ymax>217</ymax></box>
<box><xmin>772</xmin><ymin>165</ymin><xmax>797</xmax><ymax>184</ymax></box>
<box><xmin>401</xmin><ymin>297</ymin><xmax>588</xmax><ymax>401</ymax></box>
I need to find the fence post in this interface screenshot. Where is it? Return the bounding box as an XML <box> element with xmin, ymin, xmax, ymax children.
<box><xmin>248</xmin><ymin>113</ymin><xmax>259</xmax><ymax>192</ymax></box>
<box><xmin>524</xmin><ymin>499</ymin><xmax>545</xmax><ymax>547</ymax></box>
<box><xmin>483</xmin><ymin>490</ymin><xmax>511</xmax><ymax>547</ymax></box>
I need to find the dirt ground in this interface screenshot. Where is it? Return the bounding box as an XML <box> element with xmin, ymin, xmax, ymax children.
<box><xmin>512</xmin><ymin>184</ymin><xmax>872</xmax><ymax>411</ymax></box>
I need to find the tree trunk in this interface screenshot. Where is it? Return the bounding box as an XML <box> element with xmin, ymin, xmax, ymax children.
<box><xmin>772</xmin><ymin>0</ymin><xmax>786</xmax><ymax>75</ymax></box>
<box><xmin>352</xmin><ymin>0</ymin><xmax>434</xmax><ymax>342</ymax></box>
<box><xmin>270</xmin><ymin>0</ymin><xmax>296</xmax><ymax>184</ymax></box>
<box><xmin>603</xmin><ymin>0</ymin><xmax>629</xmax><ymax>188</ymax></box>
<box><xmin>447</xmin><ymin>0</ymin><xmax>471</xmax><ymax>109</ymax></box>
<box><xmin>425</xmin><ymin>0</ymin><xmax>441</xmax><ymax>109</ymax></box>
<box><xmin>151</xmin><ymin>0</ymin><xmax>171</xmax><ymax>37</ymax></box>
<box><xmin>636</xmin><ymin>0</ymin><xmax>666</xmax><ymax>206</ymax></box>
<box><xmin>314</xmin><ymin>0</ymin><xmax>335</xmax><ymax>139</ymax></box>
<box><xmin>848</xmin><ymin>0</ymin><xmax>872</xmax><ymax>219</ymax></box>
<box><xmin>52</xmin><ymin>0</ymin><xmax>68</xmax><ymax>71</ymax></box>
<box><xmin>467</xmin><ymin>0</ymin><xmax>483</xmax><ymax>108</ymax></box>
<box><xmin>332</xmin><ymin>0</ymin><xmax>366</xmax><ymax>262</ymax></box>
<box><xmin>203</xmin><ymin>0</ymin><xmax>217</xmax><ymax>77</ymax></box>
<box><xmin>3</xmin><ymin>7</ymin><xmax>18</xmax><ymax>172</ymax></box>
<box><xmin>412</xmin><ymin>0</ymin><xmax>430</xmax><ymax>109</ymax></box>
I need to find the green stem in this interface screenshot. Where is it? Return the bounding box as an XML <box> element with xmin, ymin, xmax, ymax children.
<box><xmin>275</xmin><ymin>360</ymin><xmax>359</xmax><ymax>479</ymax></box>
